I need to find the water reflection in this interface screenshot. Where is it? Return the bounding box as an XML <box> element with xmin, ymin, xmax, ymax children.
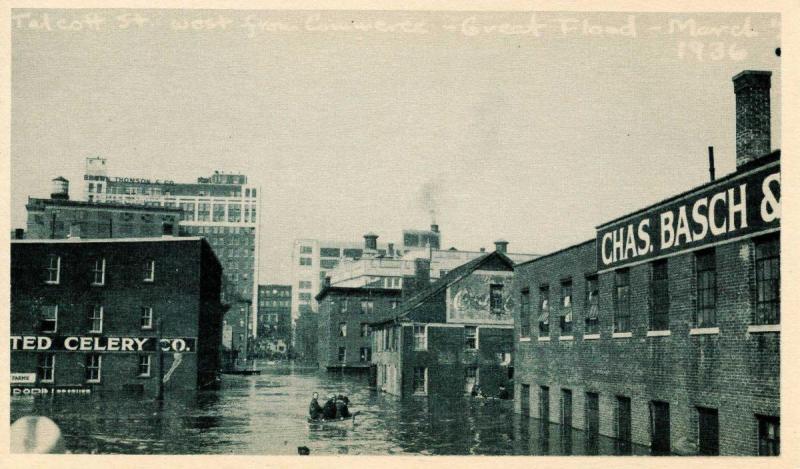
<box><xmin>11</xmin><ymin>363</ymin><xmax>653</xmax><ymax>455</ymax></box>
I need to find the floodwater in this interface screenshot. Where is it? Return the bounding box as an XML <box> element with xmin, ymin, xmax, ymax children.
<box><xmin>11</xmin><ymin>362</ymin><xmax>652</xmax><ymax>455</ymax></box>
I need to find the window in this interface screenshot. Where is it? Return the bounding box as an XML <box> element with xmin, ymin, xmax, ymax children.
<box><xmin>520</xmin><ymin>384</ymin><xmax>531</xmax><ymax>416</ymax></box>
<box><xmin>320</xmin><ymin>259</ymin><xmax>338</xmax><ymax>269</ymax></box>
<box><xmin>89</xmin><ymin>305</ymin><xmax>103</xmax><ymax>333</ymax></box>
<box><xmin>585</xmin><ymin>276</ymin><xmax>599</xmax><ymax>335</ymax></box>
<box><xmin>465</xmin><ymin>326</ymin><xmax>478</xmax><ymax>350</ymax></box>
<box><xmin>320</xmin><ymin>247</ymin><xmax>340</xmax><ymax>257</ymax></box>
<box><xmin>561</xmin><ymin>389</ymin><xmax>573</xmax><ymax>428</ymax></box>
<box><xmin>538</xmin><ymin>286</ymin><xmax>550</xmax><ymax>337</ymax></box>
<box><xmin>338</xmin><ymin>347</ymin><xmax>346</xmax><ymax>362</ymax></box>
<box><xmin>299</xmin><ymin>281</ymin><xmax>312</xmax><ymax>289</ymax></box>
<box><xmin>520</xmin><ymin>289</ymin><xmax>531</xmax><ymax>338</ymax></box>
<box><xmin>414</xmin><ymin>325</ymin><xmax>427</xmax><ymax>350</ymax></box>
<box><xmin>92</xmin><ymin>257</ymin><xmax>106</xmax><ymax>285</ymax></box>
<box><xmin>490</xmin><ymin>284</ymin><xmax>504</xmax><ymax>314</ymax></box>
<box><xmin>696</xmin><ymin>250</ymin><xmax>717</xmax><ymax>327</ymax></box>
<box><xmin>85</xmin><ymin>354</ymin><xmax>102</xmax><ymax>383</ymax></box>
<box><xmin>359</xmin><ymin>347</ymin><xmax>371</xmax><ymax>362</ymax></box>
<box><xmin>45</xmin><ymin>254</ymin><xmax>61</xmax><ymax>284</ymax></box>
<box><xmin>697</xmin><ymin>407</ymin><xmax>719</xmax><ymax>455</ymax></box>
<box><xmin>340</xmin><ymin>299</ymin><xmax>348</xmax><ymax>313</ymax></box>
<box><xmin>142</xmin><ymin>259</ymin><xmax>156</xmax><ymax>282</ymax></box>
<box><xmin>197</xmin><ymin>203</ymin><xmax>210</xmax><ymax>221</ymax></box>
<box><xmin>339</xmin><ymin>322</ymin><xmax>347</xmax><ymax>337</ymax></box>
<box><xmin>560</xmin><ymin>280</ymin><xmax>573</xmax><ymax>336</ymax></box>
<box><xmin>141</xmin><ymin>307</ymin><xmax>153</xmax><ymax>329</ymax></box>
<box><xmin>299</xmin><ymin>293</ymin><xmax>312</xmax><ymax>301</ymax></box>
<box><xmin>38</xmin><ymin>354</ymin><xmax>55</xmax><ymax>383</ymax></box>
<box><xmin>413</xmin><ymin>367</ymin><xmax>428</xmax><ymax>395</ymax></box>
<box><xmin>299</xmin><ymin>257</ymin><xmax>312</xmax><ymax>266</ymax></box>
<box><xmin>360</xmin><ymin>300</ymin><xmax>374</xmax><ymax>315</ymax></box>
<box><xmin>650</xmin><ymin>401</ymin><xmax>671</xmax><ymax>455</ymax></box>
<box><xmin>228</xmin><ymin>204</ymin><xmax>241</xmax><ymax>222</ymax></box>
<box><xmin>138</xmin><ymin>355</ymin><xmax>151</xmax><ymax>377</ymax></box>
<box><xmin>650</xmin><ymin>260</ymin><xmax>670</xmax><ymax>330</ymax></box>
<box><xmin>757</xmin><ymin>415</ymin><xmax>779</xmax><ymax>456</ymax></box>
<box><xmin>616</xmin><ymin>396</ymin><xmax>632</xmax><ymax>455</ymax></box>
<box><xmin>464</xmin><ymin>366</ymin><xmax>478</xmax><ymax>394</ymax></box>
<box><xmin>755</xmin><ymin>236</ymin><xmax>780</xmax><ymax>325</ymax></box>
<box><xmin>539</xmin><ymin>386</ymin><xmax>550</xmax><ymax>422</ymax></box>
<box><xmin>614</xmin><ymin>269</ymin><xmax>631</xmax><ymax>333</ymax></box>
<box><xmin>41</xmin><ymin>305</ymin><xmax>58</xmax><ymax>333</ymax></box>
<box><xmin>300</xmin><ymin>246</ymin><xmax>313</xmax><ymax>254</ymax></box>
<box><xmin>212</xmin><ymin>204</ymin><xmax>225</xmax><ymax>222</ymax></box>
<box><xmin>360</xmin><ymin>323</ymin><xmax>370</xmax><ymax>337</ymax></box>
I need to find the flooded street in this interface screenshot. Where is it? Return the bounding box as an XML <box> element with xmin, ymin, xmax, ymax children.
<box><xmin>11</xmin><ymin>362</ymin><xmax>650</xmax><ymax>455</ymax></box>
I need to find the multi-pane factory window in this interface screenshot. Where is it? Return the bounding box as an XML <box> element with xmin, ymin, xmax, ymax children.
<box><xmin>141</xmin><ymin>307</ymin><xmax>153</xmax><ymax>329</ymax></box>
<box><xmin>45</xmin><ymin>254</ymin><xmax>61</xmax><ymax>284</ymax></box>
<box><xmin>300</xmin><ymin>245</ymin><xmax>313</xmax><ymax>254</ymax></box>
<box><xmin>360</xmin><ymin>300</ymin><xmax>374</xmax><ymax>315</ymax></box>
<box><xmin>138</xmin><ymin>355</ymin><xmax>151</xmax><ymax>377</ymax></box>
<box><xmin>613</xmin><ymin>269</ymin><xmax>631</xmax><ymax>333</ymax></box>
<box><xmin>649</xmin><ymin>260</ymin><xmax>670</xmax><ymax>331</ymax></box>
<box><xmin>465</xmin><ymin>326</ymin><xmax>478</xmax><ymax>350</ymax></box>
<box><xmin>228</xmin><ymin>204</ymin><xmax>241</xmax><ymax>222</ymax></box>
<box><xmin>212</xmin><ymin>204</ymin><xmax>225</xmax><ymax>222</ymax></box>
<box><xmin>538</xmin><ymin>286</ymin><xmax>550</xmax><ymax>337</ymax></box>
<box><xmin>38</xmin><ymin>354</ymin><xmax>55</xmax><ymax>383</ymax></box>
<box><xmin>755</xmin><ymin>235</ymin><xmax>780</xmax><ymax>325</ymax></box>
<box><xmin>695</xmin><ymin>250</ymin><xmax>717</xmax><ymax>328</ymax></box>
<box><xmin>180</xmin><ymin>202</ymin><xmax>195</xmax><ymax>221</ymax></box>
<box><xmin>490</xmin><ymin>284</ymin><xmax>504</xmax><ymax>314</ymax></box>
<box><xmin>91</xmin><ymin>257</ymin><xmax>106</xmax><ymax>286</ymax></box>
<box><xmin>520</xmin><ymin>289</ymin><xmax>531</xmax><ymax>338</ymax></box>
<box><xmin>41</xmin><ymin>305</ymin><xmax>58</xmax><ymax>334</ymax></box>
<box><xmin>197</xmin><ymin>203</ymin><xmax>210</xmax><ymax>221</ymax></box>
<box><xmin>757</xmin><ymin>415</ymin><xmax>780</xmax><ymax>456</ymax></box>
<box><xmin>143</xmin><ymin>259</ymin><xmax>155</xmax><ymax>282</ymax></box>
<box><xmin>413</xmin><ymin>367</ymin><xmax>427</xmax><ymax>395</ymax></box>
<box><xmin>560</xmin><ymin>280</ymin><xmax>573</xmax><ymax>336</ymax></box>
<box><xmin>85</xmin><ymin>354</ymin><xmax>102</xmax><ymax>383</ymax></box>
<box><xmin>413</xmin><ymin>325</ymin><xmax>427</xmax><ymax>350</ymax></box>
<box><xmin>89</xmin><ymin>306</ymin><xmax>104</xmax><ymax>333</ymax></box>
<box><xmin>585</xmin><ymin>276</ymin><xmax>599</xmax><ymax>335</ymax></box>
<box><xmin>299</xmin><ymin>257</ymin><xmax>312</xmax><ymax>266</ymax></box>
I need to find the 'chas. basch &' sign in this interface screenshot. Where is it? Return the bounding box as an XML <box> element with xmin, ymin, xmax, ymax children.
<box><xmin>597</xmin><ymin>159</ymin><xmax>779</xmax><ymax>271</ymax></box>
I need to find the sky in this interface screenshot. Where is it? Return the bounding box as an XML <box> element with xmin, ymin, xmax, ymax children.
<box><xmin>10</xmin><ymin>9</ymin><xmax>781</xmax><ymax>283</ymax></box>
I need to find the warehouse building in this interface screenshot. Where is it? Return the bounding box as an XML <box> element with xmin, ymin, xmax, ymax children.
<box><xmin>10</xmin><ymin>237</ymin><xmax>225</xmax><ymax>396</ymax></box>
<box><xmin>512</xmin><ymin>70</ymin><xmax>780</xmax><ymax>456</ymax></box>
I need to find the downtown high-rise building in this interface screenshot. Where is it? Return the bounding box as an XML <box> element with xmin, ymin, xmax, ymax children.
<box><xmin>82</xmin><ymin>157</ymin><xmax>261</xmax><ymax>356</ymax></box>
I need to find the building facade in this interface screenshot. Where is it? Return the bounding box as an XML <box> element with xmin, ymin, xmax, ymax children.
<box><xmin>512</xmin><ymin>70</ymin><xmax>780</xmax><ymax>456</ymax></box>
<box><xmin>371</xmin><ymin>250</ymin><xmax>517</xmax><ymax>398</ymax></box>
<box><xmin>82</xmin><ymin>158</ymin><xmax>260</xmax><ymax>357</ymax></box>
<box><xmin>10</xmin><ymin>237</ymin><xmax>225</xmax><ymax>397</ymax></box>
<box><xmin>256</xmin><ymin>284</ymin><xmax>292</xmax><ymax>356</ymax></box>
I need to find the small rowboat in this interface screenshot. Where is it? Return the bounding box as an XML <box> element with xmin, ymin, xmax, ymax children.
<box><xmin>307</xmin><ymin>412</ymin><xmax>360</xmax><ymax>426</ymax></box>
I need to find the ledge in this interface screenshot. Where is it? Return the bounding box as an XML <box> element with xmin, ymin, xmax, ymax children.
<box><xmin>558</xmin><ymin>336</ymin><xmax>574</xmax><ymax>341</ymax></box>
<box><xmin>690</xmin><ymin>327</ymin><xmax>720</xmax><ymax>336</ymax></box>
<box><xmin>612</xmin><ymin>332</ymin><xmax>632</xmax><ymax>339</ymax></box>
<box><xmin>747</xmin><ymin>324</ymin><xmax>780</xmax><ymax>333</ymax></box>
<box><xmin>537</xmin><ymin>336</ymin><xmax>551</xmax><ymax>342</ymax></box>
<box><xmin>583</xmin><ymin>334</ymin><xmax>600</xmax><ymax>340</ymax></box>
<box><xmin>646</xmin><ymin>330</ymin><xmax>671</xmax><ymax>337</ymax></box>
<box><xmin>519</xmin><ymin>337</ymin><xmax>532</xmax><ymax>342</ymax></box>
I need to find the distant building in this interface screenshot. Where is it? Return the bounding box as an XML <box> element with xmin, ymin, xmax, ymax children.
<box><xmin>370</xmin><ymin>249</ymin><xmax>517</xmax><ymax>398</ymax></box>
<box><xmin>82</xmin><ymin>158</ymin><xmax>260</xmax><ymax>357</ymax></box>
<box><xmin>511</xmin><ymin>70</ymin><xmax>780</xmax><ymax>456</ymax></box>
<box><xmin>294</xmin><ymin>308</ymin><xmax>319</xmax><ymax>364</ymax></box>
<box><xmin>10</xmin><ymin>237</ymin><xmax>225</xmax><ymax>396</ymax></box>
<box><xmin>256</xmin><ymin>284</ymin><xmax>292</xmax><ymax>356</ymax></box>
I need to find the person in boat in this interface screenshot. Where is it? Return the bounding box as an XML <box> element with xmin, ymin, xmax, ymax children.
<box><xmin>322</xmin><ymin>394</ymin><xmax>338</xmax><ymax>420</ymax></box>
<box><xmin>309</xmin><ymin>392</ymin><xmax>323</xmax><ymax>420</ymax></box>
<box><xmin>498</xmin><ymin>385</ymin><xmax>511</xmax><ymax>400</ymax></box>
<box><xmin>335</xmin><ymin>395</ymin><xmax>351</xmax><ymax>419</ymax></box>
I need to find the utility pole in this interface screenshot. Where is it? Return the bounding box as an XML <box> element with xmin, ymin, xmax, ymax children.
<box><xmin>157</xmin><ymin>317</ymin><xmax>164</xmax><ymax>401</ymax></box>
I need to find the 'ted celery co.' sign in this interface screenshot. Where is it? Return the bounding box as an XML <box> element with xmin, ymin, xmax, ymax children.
<box><xmin>597</xmin><ymin>161</ymin><xmax>780</xmax><ymax>270</ymax></box>
<box><xmin>10</xmin><ymin>336</ymin><xmax>197</xmax><ymax>353</ymax></box>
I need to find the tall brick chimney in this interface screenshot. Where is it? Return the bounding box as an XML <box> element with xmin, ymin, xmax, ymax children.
<box><xmin>733</xmin><ymin>70</ymin><xmax>772</xmax><ymax>167</ymax></box>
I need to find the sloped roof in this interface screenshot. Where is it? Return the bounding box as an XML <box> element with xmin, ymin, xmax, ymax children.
<box><xmin>371</xmin><ymin>250</ymin><xmax>515</xmax><ymax>326</ymax></box>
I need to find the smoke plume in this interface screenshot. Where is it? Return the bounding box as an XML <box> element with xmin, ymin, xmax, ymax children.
<box><xmin>418</xmin><ymin>180</ymin><xmax>442</xmax><ymax>224</ymax></box>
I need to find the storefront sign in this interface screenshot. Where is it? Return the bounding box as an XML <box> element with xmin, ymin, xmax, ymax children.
<box><xmin>12</xmin><ymin>386</ymin><xmax>92</xmax><ymax>396</ymax></box>
<box><xmin>10</xmin><ymin>336</ymin><xmax>197</xmax><ymax>353</ymax></box>
<box><xmin>597</xmin><ymin>161</ymin><xmax>780</xmax><ymax>270</ymax></box>
<box><xmin>11</xmin><ymin>373</ymin><xmax>36</xmax><ymax>384</ymax></box>
<box><xmin>85</xmin><ymin>174</ymin><xmax>175</xmax><ymax>185</ymax></box>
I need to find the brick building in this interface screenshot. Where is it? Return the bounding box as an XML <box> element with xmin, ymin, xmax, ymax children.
<box><xmin>10</xmin><ymin>237</ymin><xmax>225</xmax><ymax>397</ymax></box>
<box><xmin>256</xmin><ymin>284</ymin><xmax>292</xmax><ymax>356</ymax></box>
<box><xmin>511</xmin><ymin>70</ymin><xmax>780</xmax><ymax>456</ymax></box>
<box><xmin>371</xmin><ymin>247</ymin><xmax>517</xmax><ymax>398</ymax></box>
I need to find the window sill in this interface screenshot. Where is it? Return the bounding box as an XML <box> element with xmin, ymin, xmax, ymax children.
<box><xmin>583</xmin><ymin>334</ymin><xmax>600</xmax><ymax>340</ymax></box>
<box><xmin>44</xmin><ymin>281</ymin><xmax>60</xmax><ymax>285</ymax></box>
<box><xmin>646</xmin><ymin>330</ymin><xmax>671</xmax><ymax>337</ymax></box>
<box><xmin>690</xmin><ymin>327</ymin><xmax>720</xmax><ymax>336</ymax></box>
<box><xmin>137</xmin><ymin>375</ymin><xmax>152</xmax><ymax>379</ymax></box>
<box><xmin>612</xmin><ymin>332</ymin><xmax>632</xmax><ymax>339</ymax></box>
<box><xmin>559</xmin><ymin>336</ymin><xmax>574</xmax><ymax>341</ymax></box>
<box><xmin>748</xmin><ymin>324</ymin><xmax>780</xmax><ymax>333</ymax></box>
<box><xmin>537</xmin><ymin>336</ymin><xmax>550</xmax><ymax>342</ymax></box>
<box><xmin>519</xmin><ymin>337</ymin><xmax>532</xmax><ymax>342</ymax></box>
